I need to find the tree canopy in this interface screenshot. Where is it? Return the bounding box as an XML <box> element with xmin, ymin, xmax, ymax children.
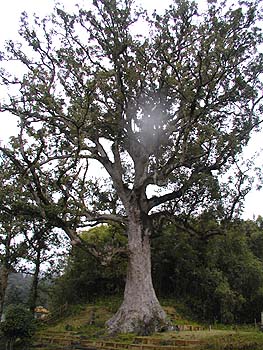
<box><xmin>0</xmin><ymin>0</ymin><xmax>263</xmax><ymax>333</ymax></box>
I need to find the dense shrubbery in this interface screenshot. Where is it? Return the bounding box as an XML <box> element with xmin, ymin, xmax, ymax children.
<box><xmin>50</xmin><ymin>218</ymin><xmax>263</xmax><ymax>324</ymax></box>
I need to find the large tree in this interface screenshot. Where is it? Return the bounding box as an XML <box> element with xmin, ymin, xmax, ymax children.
<box><xmin>0</xmin><ymin>0</ymin><xmax>263</xmax><ymax>333</ymax></box>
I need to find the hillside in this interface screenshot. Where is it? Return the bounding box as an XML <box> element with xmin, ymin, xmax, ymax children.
<box><xmin>30</xmin><ymin>298</ymin><xmax>263</xmax><ymax>350</ymax></box>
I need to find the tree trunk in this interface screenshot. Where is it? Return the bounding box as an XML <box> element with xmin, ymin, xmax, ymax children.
<box><xmin>106</xmin><ymin>210</ymin><xmax>166</xmax><ymax>334</ymax></box>
<box><xmin>29</xmin><ymin>247</ymin><xmax>41</xmax><ymax>314</ymax></box>
<box><xmin>0</xmin><ymin>267</ymin><xmax>9</xmax><ymax>319</ymax></box>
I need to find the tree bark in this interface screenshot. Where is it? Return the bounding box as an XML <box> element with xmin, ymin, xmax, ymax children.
<box><xmin>106</xmin><ymin>208</ymin><xmax>166</xmax><ymax>334</ymax></box>
<box><xmin>0</xmin><ymin>267</ymin><xmax>9</xmax><ymax>319</ymax></box>
<box><xmin>29</xmin><ymin>247</ymin><xmax>41</xmax><ymax>314</ymax></box>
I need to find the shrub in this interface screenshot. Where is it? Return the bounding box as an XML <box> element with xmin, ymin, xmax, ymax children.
<box><xmin>0</xmin><ymin>304</ymin><xmax>36</xmax><ymax>350</ymax></box>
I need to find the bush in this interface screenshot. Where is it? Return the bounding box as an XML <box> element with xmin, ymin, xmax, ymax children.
<box><xmin>0</xmin><ymin>304</ymin><xmax>36</xmax><ymax>350</ymax></box>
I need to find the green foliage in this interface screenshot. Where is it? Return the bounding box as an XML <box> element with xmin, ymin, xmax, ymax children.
<box><xmin>0</xmin><ymin>304</ymin><xmax>36</xmax><ymax>349</ymax></box>
<box><xmin>152</xmin><ymin>219</ymin><xmax>263</xmax><ymax>324</ymax></box>
<box><xmin>50</xmin><ymin>224</ymin><xmax>127</xmax><ymax>308</ymax></box>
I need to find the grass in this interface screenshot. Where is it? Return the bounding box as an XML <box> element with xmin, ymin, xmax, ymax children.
<box><xmin>44</xmin><ymin>305</ymin><xmax>109</xmax><ymax>337</ymax></box>
<box><xmin>201</xmin><ymin>329</ymin><xmax>263</xmax><ymax>349</ymax></box>
<box><xmin>38</xmin><ymin>297</ymin><xmax>124</xmax><ymax>340</ymax></box>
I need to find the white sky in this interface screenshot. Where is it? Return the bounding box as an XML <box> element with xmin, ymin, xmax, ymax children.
<box><xmin>0</xmin><ymin>0</ymin><xmax>262</xmax><ymax>220</ymax></box>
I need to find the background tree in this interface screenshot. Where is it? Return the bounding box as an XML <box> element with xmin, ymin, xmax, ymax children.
<box><xmin>0</xmin><ymin>156</ymin><xmax>69</xmax><ymax>315</ymax></box>
<box><xmin>5</xmin><ymin>274</ymin><xmax>33</xmax><ymax>308</ymax></box>
<box><xmin>50</xmin><ymin>224</ymin><xmax>127</xmax><ymax>308</ymax></box>
<box><xmin>0</xmin><ymin>0</ymin><xmax>263</xmax><ymax>333</ymax></box>
<box><xmin>24</xmin><ymin>222</ymin><xmax>69</xmax><ymax>314</ymax></box>
<box><xmin>0</xmin><ymin>212</ymin><xmax>27</xmax><ymax>319</ymax></box>
<box><xmin>152</xmin><ymin>218</ymin><xmax>263</xmax><ymax>324</ymax></box>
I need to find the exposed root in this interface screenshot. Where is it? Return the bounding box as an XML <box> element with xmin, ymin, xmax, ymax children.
<box><xmin>106</xmin><ymin>301</ymin><xmax>167</xmax><ymax>335</ymax></box>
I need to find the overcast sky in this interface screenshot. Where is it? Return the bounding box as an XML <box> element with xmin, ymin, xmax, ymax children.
<box><xmin>0</xmin><ymin>0</ymin><xmax>262</xmax><ymax>220</ymax></box>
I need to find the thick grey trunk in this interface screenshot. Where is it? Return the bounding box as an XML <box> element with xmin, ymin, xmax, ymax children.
<box><xmin>106</xmin><ymin>211</ymin><xmax>166</xmax><ymax>334</ymax></box>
